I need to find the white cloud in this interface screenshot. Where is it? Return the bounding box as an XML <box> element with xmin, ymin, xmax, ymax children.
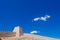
<box><xmin>33</xmin><ymin>17</ymin><xmax>40</xmax><ymax>21</ymax></box>
<box><xmin>30</xmin><ymin>30</ymin><xmax>40</xmax><ymax>34</ymax></box>
<box><xmin>33</xmin><ymin>15</ymin><xmax>50</xmax><ymax>21</ymax></box>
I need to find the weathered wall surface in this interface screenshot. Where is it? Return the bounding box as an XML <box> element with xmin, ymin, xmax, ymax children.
<box><xmin>0</xmin><ymin>26</ymin><xmax>58</xmax><ymax>40</ymax></box>
<box><xmin>0</xmin><ymin>37</ymin><xmax>57</xmax><ymax>40</ymax></box>
<box><xmin>0</xmin><ymin>32</ymin><xmax>16</xmax><ymax>37</ymax></box>
<box><xmin>0</xmin><ymin>34</ymin><xmax>58</xmax><ymax>40</ymax></box>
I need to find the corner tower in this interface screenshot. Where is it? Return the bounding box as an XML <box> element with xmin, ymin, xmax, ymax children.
<box><xmin>13</xmin><ymin>26</ymin><xmax>23</xmax><ymax>37</ymax></box>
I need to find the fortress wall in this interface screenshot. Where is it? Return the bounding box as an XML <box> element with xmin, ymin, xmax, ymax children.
<box><xmin>0</xmin><ymin>26</ymin><xmax>58</xmax><ymax>40</ymax></box>
<box><xmin>0</xmin><ymin>32</ymin><xmax>16</xmax><ymax>37</ymax></box>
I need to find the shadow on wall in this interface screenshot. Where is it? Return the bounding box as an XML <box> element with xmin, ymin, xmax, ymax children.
<box><xmin>0</xmin><ymin>38</ymin><xmax>2</xmax><ymax>40</ymax></box>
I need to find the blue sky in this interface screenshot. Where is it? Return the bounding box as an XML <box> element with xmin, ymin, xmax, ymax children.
<box><xmin>0</xmin><ymin>0</ymin><xmax>60</xmax><ymax>39</ymax></box>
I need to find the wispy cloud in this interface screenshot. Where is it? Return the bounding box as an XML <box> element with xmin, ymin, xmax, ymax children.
<box><xmin>30</xmin><ymin>30</ymin><xmax>40</xmax><ymax>34</ymax></box>
<box><xmin>33</xmin><ymin>15</ymin><xmax>50</xmax><ymax>21</ymax></box>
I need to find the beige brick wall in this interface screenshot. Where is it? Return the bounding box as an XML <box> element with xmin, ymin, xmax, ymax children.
<box><xmin>0</xmin><ymin>26</ymin><xmax>58</xmax><ymax>40</ymax></box>
<box><xmin>0</xmin><ymin>32</ymin><xmax>16</xmax><ymax>37</ymax></box>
